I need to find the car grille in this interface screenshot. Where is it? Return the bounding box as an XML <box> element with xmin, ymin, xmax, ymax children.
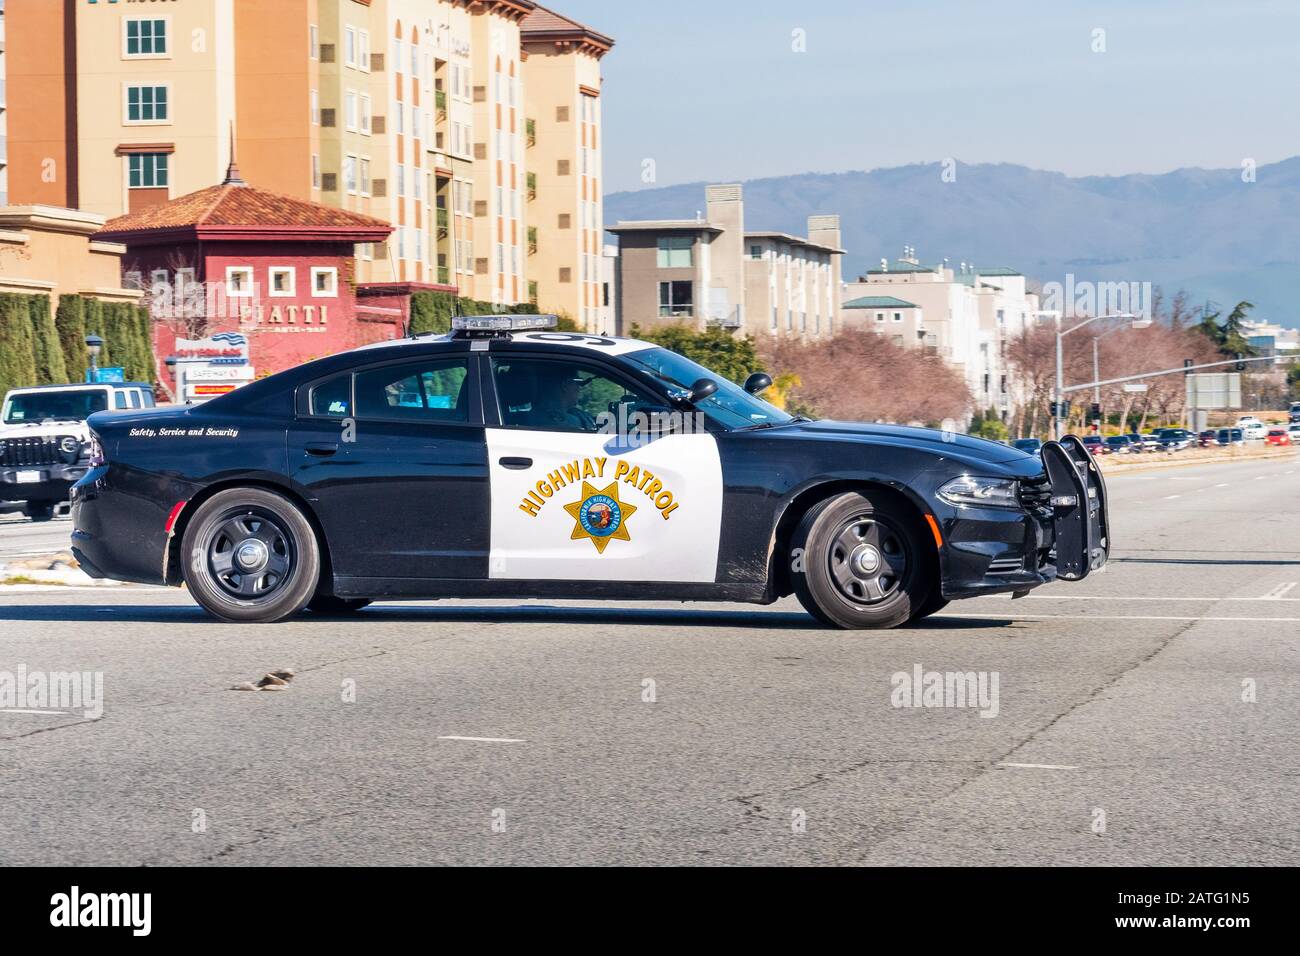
<box><xmin>1017</xmin><ymin>474</ymin><xmax>1053</xmax><ymax>514</ymax></box>
<box><xmin>988</xmin><ymin>554</ymin><xmax>1026</xmax><ymax>574</ymax></box>
<box><xmin>0</xmin><ymin>435</ymin><xmax>73</xmax><ymax>467</ymax></box>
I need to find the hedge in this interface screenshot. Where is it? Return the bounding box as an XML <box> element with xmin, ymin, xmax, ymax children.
<box><xmin>408</xmin><ymin>291</ymin><xmax>578</xmax><ymax>336</ymax></box>
<box><xmin>0</xmin><ymin>292</ymin><xmax>153</xmax><ymax>395</ymax></box>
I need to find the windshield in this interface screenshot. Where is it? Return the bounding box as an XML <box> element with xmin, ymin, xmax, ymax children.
<box><xmin>3</xmin><ymin>390</ymin><xmax>108</xmax><ymax>424</ymax></box>
<box><xmin>622</xmin><ymin>347</ymin><xmax>795</xmax><ymax>430</ymax></box>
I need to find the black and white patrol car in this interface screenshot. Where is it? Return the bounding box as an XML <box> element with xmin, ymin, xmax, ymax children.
<box><xmin>70</xmin><ymin>316</ymin><xmax>1108</xmax><ymax>627</ymax></box>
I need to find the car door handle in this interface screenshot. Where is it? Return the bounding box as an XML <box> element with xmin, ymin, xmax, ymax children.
<box><xmin>499</xmin><ymin>456</ymin><xmax>532</xmax><ymax>470</ymax></box>
<box><xmin>305</xmin><ymin>442</ymin><xmax>339</xmax><ymax>457</ymax></box>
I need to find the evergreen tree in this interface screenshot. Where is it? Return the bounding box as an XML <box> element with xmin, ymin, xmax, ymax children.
<box><xmin>55</xmin><ymin>295</ymin><xmax>89</xmax><ymax>383</ymax></box>
<box><xmin>28</xmin><ymin>295</ymin><xmax>68</xmax><ymax>384</ymax></box>
<box><xmin>0</xmin><ymin>293</ymin><xmax>38</xmax><ymax>398</ymax></box>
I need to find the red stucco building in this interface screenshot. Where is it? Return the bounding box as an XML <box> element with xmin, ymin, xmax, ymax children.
<box><xmin>97</xmin><ymin>164</ymin><xmax>457</xmax><ymax>399</ymax></box>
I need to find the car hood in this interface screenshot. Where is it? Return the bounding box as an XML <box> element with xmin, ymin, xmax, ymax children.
<box><xmin>779</xmin><ymin>419</ymin><xmax>1036</xmax><ymax>465</ymax></box>
<box><xmin>0</xmin><ymin>420</ymin><xmax>90</xmax><ymax>439</ymax></box>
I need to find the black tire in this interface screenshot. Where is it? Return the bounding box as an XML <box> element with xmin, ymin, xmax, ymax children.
<box><xmin>25</xmin><ymin>502</ymin><xmax>55</xmax><ymax>522</ymax></box>
<box><xmin>790</xmin><ymin>490</ymin><xmax>933</xmax><ymax>629</ymax></box>
<box><xmin>306</xmin><ymin>595</ymin><xmax>372</xmax><ymax>615</ymax></box>
<box><xmin>180</xmin><ymin>488</ymin><xmax>320</xmax><ymax>623</ymax></box>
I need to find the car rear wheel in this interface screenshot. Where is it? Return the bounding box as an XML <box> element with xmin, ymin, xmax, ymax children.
<box><xmin>790</xmin><ymin>490</ymin><xmax>932</xmax><ymax>629</ymax></box>
<box><xmin>181</xmin><ymin>488</ymin><xmax>320</xmax><ymax>623</ymax></box>
<box><xmin>306</xmin><ymin>595</ymin><xmax>372</xmax><ymax>615</ymax></box>
<box><xmin>24</xmin><ymin>502</ymin><xmax>55</xmax><ymax>522</ymax></box>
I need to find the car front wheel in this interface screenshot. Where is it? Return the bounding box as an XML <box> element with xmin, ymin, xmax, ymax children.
<box><xmin>790</xmin><ymin>490</ymin><xmax>934</xmax><ymax>629</ymax></box>
<box><xmin>181</xmin><ymin>488</ymin><xmax>320</xmax><ymax>623</ymax></box>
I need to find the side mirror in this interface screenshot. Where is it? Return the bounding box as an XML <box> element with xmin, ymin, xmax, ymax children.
<box><xmin>686</xmin><ymin>378</ymin><xmax>717</xmax><ymax>404</ymax></box>
<box><xmin>743</xmin><ymin>372</ymin><xmax>772</xmax><ymax>395</ymax></box>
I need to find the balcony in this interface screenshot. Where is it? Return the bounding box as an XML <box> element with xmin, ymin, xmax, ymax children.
<box><xmin>528</xmin><ymin>281</ymin><xmax>538</xmax><ymax>305</ymax></box>
<box><xmin>527</xmin><ymin>226</ymin><xmax>537</xmax><ymax>255</ymax></box>
<box><xmin>437</xmin><ymin>266</ymin><xmax>450</xmax><ymax>285</ymax></box>
<box><xmin>434</xmin><ymin>89</ymin><xmax>446</xmax><ymax>116</ymax></box>
<box><xmin>437</xmin><ymin>207</ymin><xmax>449</xmax><ymax>228</ymax></box>
<box><xmin>526</xmin><ymin>171</ymin><xmax>536</xmax><ymax>201</ymax></box>
<box><xmin>525</xmin><ymin>118</ymin><xmax>536</xmax><ymax>148</ymax></box>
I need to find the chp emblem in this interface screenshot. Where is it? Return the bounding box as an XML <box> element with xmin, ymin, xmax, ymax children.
<box><xmin>564</xmin><ymin>480</ymin><xmax>635</xmax><ymax>553</ymax></box>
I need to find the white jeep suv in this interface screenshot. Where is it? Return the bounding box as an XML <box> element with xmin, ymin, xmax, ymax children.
<box><xmin>0</xmin><ymin>382</ymin><xmax>155</xmax><ymax>521</ymax></box>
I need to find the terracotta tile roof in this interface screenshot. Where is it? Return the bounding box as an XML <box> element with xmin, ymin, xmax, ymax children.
<box><xmin>98</xmin><ymin>182</ymin><xmax>392</xmax><ymax>236</ymax></box>
<box><xmin>520</xmin><ymin>4</ymin><xmax>613</xmax><ymax>47</ymax></box>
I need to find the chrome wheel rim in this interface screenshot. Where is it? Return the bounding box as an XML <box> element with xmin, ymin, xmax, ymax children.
<box><xmin>207</xmin><ymin>509</ymin><xmax>294</xmax><ymax>600</ymax></box>
<box><xmin>827</xmin><ymin>514</ymin><xmax>908</xmax><ymax>605</ymax></box>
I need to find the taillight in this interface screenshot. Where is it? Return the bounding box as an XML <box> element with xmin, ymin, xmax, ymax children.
<box><xmin>88</xmin><ymin>434</ymin><xmax>106</xmax><ymax>467</ymax></box>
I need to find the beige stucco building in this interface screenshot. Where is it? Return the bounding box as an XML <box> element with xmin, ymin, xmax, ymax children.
<box><xmin>609</xmin><ymin>184</ymin><xmax>843</xmax><ymax>338</ymax></box>
<box><xmin>4</xmin><ymin>0</ymin><xmax>610</xmax><ymax>307</ymax></box>
<box><xmin>0</xmin><ymin>204</ymin><xmax>141</xmax><ymax>308</ymax></box>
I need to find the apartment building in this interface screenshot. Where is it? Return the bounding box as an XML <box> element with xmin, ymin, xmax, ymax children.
<box><xmin>4</xmin><ymin>0</ymin><xmax>608</xmax><ymax>307</ymax></box>
<box><xmin>0</xmin><ymin>0</ymin><xmax>8</xmax><ymax>205</ymax></box>
<box><xmin>520</xmin><ymin>5</ymin><xmax>611</xmax><ymax>329</ymax></box>
<box><xmin>842</xmin><ymin>253</ymin><xmax>1041</xmax><ymax>419</ymax></box>
<box><xmin>609</xmin><ymin>184</ymin><xmax>843</xmax><ymax>338</ymax></box>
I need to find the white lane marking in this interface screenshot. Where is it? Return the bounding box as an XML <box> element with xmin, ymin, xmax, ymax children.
<box><xmin>1254</xmin><ymin>475</ymin><xmax>1268</xmax><ymax>480</ymax></box>
<box><xmin>1215</xmin><ymin>483</ymin><xmax>1230</xmax><ymax>488</ymax></box>
<box><xmin>936</xmin><ymin>612</ymin><xmax>1300</xmax><ymax>622</ymax></box>
<box><xmin>999</xmin><ymin>762</ymin><xmax>1078</xmax><ymax>771</ymax></box>
<box><xmin>1262</xmin><ymin>582</ymin><xmax>1298</xmax><ymax>600</ymax></box>
<box><xmin>1162</xmin><ymin>494</ymin><xmax>1181</xmax><ymax>499</ymax></box>
<box><xmin>437</xmin><ymin>735</ymin><xmax>526</xmax><ymax>743</ymax></box>
<box><xmin>0</xmin><ymin>708</ymin><xmax>74</xmax><ymax>716</ymax></box>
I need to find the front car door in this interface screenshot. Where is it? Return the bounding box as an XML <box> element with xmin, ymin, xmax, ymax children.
<box><xmin>289</xmin><ymin>351</ymin><xmax>490</xmax><ymax>583</ymax></box>
<box><xmin>483</xmin><ymin>351</ymin><xmax>724</xmax><ymax>583</ymax></box>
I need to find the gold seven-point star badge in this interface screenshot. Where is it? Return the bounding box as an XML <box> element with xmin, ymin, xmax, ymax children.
<box><xmin>563</xmin><ymin>480</ymin><xmax>636</xmax><ymax>554</ymax></box>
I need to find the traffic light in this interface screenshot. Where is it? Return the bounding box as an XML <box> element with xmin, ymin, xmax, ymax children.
<box><xmin>1184</xmin><ymin>358</ymin><xmax>1193</xmax><ymax>376</ymax></box>
<box><xmin>1050</xmin><ymin>401</ymin><xmax>1071</xmax><ymax>417</ymax></box>
<box><xmin>1090</xmin><ymin>402</ymin><xmax>1102</xmax><ymax>421</ymax></box>
<box><xmin>1234</xmin><ymin>353</ymin><xmax>1246</xmax><ymax>372</ymax></box>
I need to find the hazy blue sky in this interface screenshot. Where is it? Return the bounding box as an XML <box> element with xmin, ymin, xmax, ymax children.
<box><xmin>557</xmin><ymin>0</ymin><xmax>1300</xmax><ymax>193</ymax></box>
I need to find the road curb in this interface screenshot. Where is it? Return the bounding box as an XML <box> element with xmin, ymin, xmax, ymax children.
<box><xmin>1097</xmin><ymin>448</ymin><xmax>1296</xmax><ymax>474</ymax></box>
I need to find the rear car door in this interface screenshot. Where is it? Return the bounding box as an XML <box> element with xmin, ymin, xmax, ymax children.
<box><xmin>483</xmin><ymin>352</ymin><xmax>723</xmax><ymax>583</ymax></box>
<box><xmin>289</xmin><ymin>352</ymin><xmax>490</xmax><ymax>581</ymax></box>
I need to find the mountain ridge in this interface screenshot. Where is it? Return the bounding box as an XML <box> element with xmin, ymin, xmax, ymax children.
<box><xmin>604</xmin><ymin>159</ymin><xmax>1300</xmax><ymax>327</ymax></box>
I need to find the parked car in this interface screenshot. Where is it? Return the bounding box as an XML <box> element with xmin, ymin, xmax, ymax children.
<box><xmin>1011</xmin><ymin>438</ymin><xmax>1043</xmax><ymax>456</ymax></box>
<box><xmin>1240</xmin><ymin>421</ymin><xmax>1268</xmax><ymax>441</ymax></box>
<box><xmin>1</xmin><ymin>382</ymin><xmax>156</xmax><ymax>521</ymax></box>
<box><xmin>1287</xmin><ymin>422</ymin><xmax>1300</xmax><ymax>441</ymax></box>
<box><xmin>1081</xmin><ymin>435</ymin><xmax>1106</xmax><ymax>456</ymax></box>
<box><xmin>1125</xmin><ymin>432</ymin><xmax>1159</xmax><ymax>451</ymax></box>
<box><xmin>1197</xmin><ymin>429</ymin><xmax>1219</xmax><ymax>447</ymax></box>
<box><xmin>1216</xmin><ymin>427</ymin><xmax>1246</xmax><ymax>447</ymax></box>
<box><xmin>1155</xmin><ymin>428</ymin><xmax>1194</xmax><ymax>451</ymax></box>
<box><xmin>1265</xmin><ymin>428</ymin><xmax>1292</xmax><ymax>446</ymax></box>
<box><xmin>1236</xmin><ymin>415</ymin><xmax>1263</xmax><ymax>427</ymax></box>
<box><xmin>1105</xmin><ymin>435</ymin><xmax>1138</xmax><ymax>454</ymax></box>
<box><xmin>1289</xmin><ymin>402</ymin><xmax>1300</xmax><ymax>424</ymax></box>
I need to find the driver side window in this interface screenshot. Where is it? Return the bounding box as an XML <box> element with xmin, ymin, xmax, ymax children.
<box><xmin>490</xmin><ymin>357</ymin><xmax>657</xmax><ymax>433</ymax></box>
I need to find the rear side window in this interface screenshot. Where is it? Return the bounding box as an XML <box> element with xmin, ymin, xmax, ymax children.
<box><xmin>310</xmin><ymin>374</ymin><xmax>352</xmax><ymax>418</ymax></box>
<box><xmin>354</xmin><ymin>359</ymin><xmax>471</xmax><ymax>423</ymax></box>
<box><xmin>138</xmin><ymin>389</ymin><xmax>156</xmax><ymax>408</ymax></box>
<box><xmin>113</xmin><ymin>391</ymin><xmax>129</xmax><ymax>409</ymax></box>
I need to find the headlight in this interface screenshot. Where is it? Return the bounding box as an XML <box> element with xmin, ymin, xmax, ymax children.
<box><xmin>938</xmin><ymin>475</ymin><xmax>1021</xmax><ymax>509</ymax></box>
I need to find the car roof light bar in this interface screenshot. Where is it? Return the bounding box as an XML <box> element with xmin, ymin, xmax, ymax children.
<box><xmin>449</xmin><ymin>314</ymin><xmax>558</xmax><ymax>337</ymax></box>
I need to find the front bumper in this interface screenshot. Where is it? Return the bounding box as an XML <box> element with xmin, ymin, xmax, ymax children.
<box><xmin>932</xmin><ymin>436</ymin><xmax>1110</xmax><ymax>599</ymax></box>
<box><xmin>0</xmin><ymin>462</ymin><xmax>90</xmax><ymax>503</ymax></box>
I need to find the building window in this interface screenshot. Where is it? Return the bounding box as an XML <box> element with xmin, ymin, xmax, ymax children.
<box><xmin>345</xmin><ymin>91</ymin><xmax>358</xmax><ymax>131</ymax></box>
<box><xmin>893</xmin><ymin>311</ymin><xmax>903</xmax><ymax>322</ymax></box>
<box><xmin>358</xmin><ymin>30</ymin><xmax>371</xmax><ymax>72</ymax></box>
<box><xmin>360</xmin><ymin>95</ymin><xmax>372</xmax><ymax>135</ymax></box>
<box><xmin>658</xmin><ymin>281</ymin><xmax>693</xmax><ymax>317</ymax></box>
<box><xmin>312</xmin><ymin>154</ymin><xmax>321</xmax><ymax>189</ymax></box>
<box><xmin>269</xmin><ymin>267</ymin><xmax>296</xmax><ymax>297</ymax></box>
<box><xmin>125</xmin><ymin>18</ymin><xmax>167</xmax><ymax>57</ymax></box>
<box><xmin>749</xmin><ymin>244</ymin><xmax>763</xmax><ymax>259</ymax></box>
<box><xmin>311</xmin><ymin>267</ymin><xmax>339</xmax><ymax>297</ymax></box>
<box><xmin>311</xmin><ymin>90</ymin><xmax>320</xmax><ymax>125</ymax></box>
<box><xmin>128</xmin><ymin>153</ymin><xmax>169</xmax><ymax>188</ymax></box>
<box><xmin>226</xmin><ymin>266</ymin><xmax>254</xmax><ymax>298</ymax></box>
<box><xmin>345</xmin><ymin>27</ymin><xmax>357</xmax><ymax>68</ymax></box>
<box><xmin>343</xmin><ymin>155</ymin><xmax>358</xmax><ymax>194</ymax></box>
<box><xmin>875</xmin><ymin>312</ymin><xmax>885</xmax><ymax>323</ymax></box>
<box><xmin>125</xmin><ymin>85</ymin><xmax>168</xmax><ymax>123</ymax></box>
<box><xmin>656</xmin><ymin>236</ymin><xmax>692</xmax><ymax>269</ymax></box>
<box><xmin>309</xmin><ymin>24</ymin><xmax>319</xmax><ymax>60</ymax></box>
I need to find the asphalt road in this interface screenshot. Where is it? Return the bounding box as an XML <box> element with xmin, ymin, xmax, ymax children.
<box><xmin>1</xmin><ymin>454</ymin><xmax>1297</xmax><ymax>866</ymax></box>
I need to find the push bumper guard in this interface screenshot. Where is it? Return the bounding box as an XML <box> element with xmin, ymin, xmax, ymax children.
<box><xmin>1041</xmin><ymin>434</ymin><xmax>1110</xmax><ymax>581</ymax></box>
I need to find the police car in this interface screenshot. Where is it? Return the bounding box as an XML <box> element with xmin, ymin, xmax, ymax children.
<box><xmin>70</xmin><ymin>316</ymin><xmax>1108</xmax><ymax>627</ymax></box>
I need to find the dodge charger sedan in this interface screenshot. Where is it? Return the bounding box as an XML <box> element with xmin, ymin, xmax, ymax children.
<box><xmin>71</xmin><ymin>316</ymin><xmax>1108</xmax><ymax>628</ymax></box>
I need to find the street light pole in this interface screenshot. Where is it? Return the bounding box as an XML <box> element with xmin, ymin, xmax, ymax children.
<box><xmin>1053</xmin><ymin>312</ymin><xmax>1148</xmax><ymax>441</ymax></box>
